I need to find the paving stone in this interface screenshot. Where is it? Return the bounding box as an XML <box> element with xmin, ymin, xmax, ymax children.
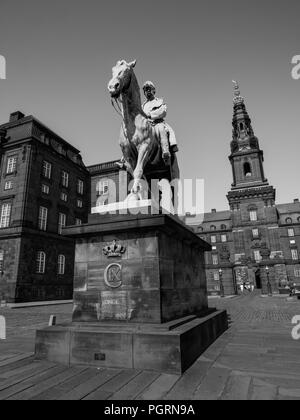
<box><xmin>220</xmin><ymin>375</ymin><xmax>252</xmax><ymax>400</ymax></box>
<box><xmin>192</xmin><ymin>367</ymin><xmax>231</xmax><ymax>400</ymax></box>
<box><xmin>250</xmin><ymin>379</ymin><xmax>278</xmax><ymax>400</ymax></box>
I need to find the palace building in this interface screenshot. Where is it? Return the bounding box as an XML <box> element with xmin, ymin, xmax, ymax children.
<box><xmin>0</xmin><ymin>111</ymin><xmax>90</xmax><ymax>303</ymax></box>
<box><xmin>187</xmin><ymin>83</ymin><xmax>300</xmax><ymax>296</ymax></box>
<box><xmin>0</xmin><ymin>83</ymin><xmax>299</xmax><ymax>303</ymax></box>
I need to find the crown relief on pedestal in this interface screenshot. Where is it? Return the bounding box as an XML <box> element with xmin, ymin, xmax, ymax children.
<box><xmin>103</xmin><ymin>240</ymin><xmax>126</xmax><ymax>258</ymax></box>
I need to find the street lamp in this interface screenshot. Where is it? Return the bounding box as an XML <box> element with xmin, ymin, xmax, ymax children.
<box><xmin>219</xmin><ymin>269</ymin><xmax>225</xmax><ymax>298</ymax></box>
<box><xmin>266</xmin><ymin>266</ymin><xmax>272</xmax><ymax>297</ymax></box>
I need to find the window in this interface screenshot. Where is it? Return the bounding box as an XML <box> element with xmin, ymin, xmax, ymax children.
<box><xmin>221</xmin><ymin>234</ymin><xmax>227</xmax><ymax>243</ymax></box>
<box><xmin>235</xmin><ymin>253</ymin><xmax>245</xmax><ymax>263</ymax></box>
<box><xmin>77</xmin><ymin>199</ymin><xmax>83</xmax><ymax>208</ymax></box>
<box><xmin>77</xmin><ymin>179</ymin><xmax>84</xmax><ymax>195</ymax></box>
<box><xmin>60</xmin><ymin>192</ymin><xmax>68</xmax><ymax>202</ymax></box>
<box><xmin>58</xmin><ymin>255</ymin><xmax>65</xmax><ymax>275</ymax></box>
<box><xmin>288</xmin><ymin>228</ymin><xmax>295</xmax><ymax>237</ymax></box>
<box><xmin>36</xmin><ymin>251</ymin><xmax>46</xmax><ymax>274</ymax></box>
<box><xmin>41</xmin><ymin>184</ymin><xmax>50</xmax><ymax>195</ymax></box>
<box><xmin>6</xmin><ymin>156</ymin><xmax>17</xmax><ymax>174</ymax></box>
<box><xmin>0</xmin><ymin>250</ymin><xmax>4</xmax><ymax>273</ymax></box>
<box><xmin>285</xmin><ymin>217</ymin><xmax>293</xmax><ymax>224</ymax></box>
<box><xmin>212</xmin><ymin>254</ymin><xmax>219</xmax><ymax>265</ymax></box>
<box><xmin>75</xmin><ymin>218</ymin><xmax>82</xmax><ymax>226</ymax></box>
<box><xmin>61</xmin><ymin>171</ymin><xmax>69</xmax><ymax>188</ymax></box>
<box><xmin>244</xmin><ymin>162</ymin><xmax>252</xmax><ymax>177</ymax></box>
<box><xmin>42</xmin><ymin>161</ymin><xmax>52</xmax><ymax>179</ymax></box>
<box><xmin>221</xmin><ymin>224</ymin><xmax>227</xmax><ymax>230</ymax></box>
<box><xmin>294</xmin><ymin>268</ymin><xmax>300</xmax><ymax>277</ymax></box>
<box><xmin>97</xmin><ymin>180</ymin><xmax>109</xmax><ymax>196</ymax></box>
<box><xmin>250</xmin><ymin>210</ymin><xmax>258</xmax><ymax>222</ymax></box>
<box><xmin>291</xmin><ymin>249</ymin><xmax>299</xmax><ymax>261</ymax></box>
<box><xmin>210</xmin><ymin>225</ymin><xmax>217</xmax><ymax>231</ymax></box>
<box><xmin>213</xmin><ymin>272</ymin><xmax>220</xmax><ymax>281</ymax></box>
<box><xmin>0</xmin><ymin>204</ymin><xmax>12</xmax><ymax>228</ymax></box>
<box><xmin>254</xmin><ymin>250</ymin><xmax>261</xmax><ymax>262</ymax></box>
<box><xmin>252</xmin><ymin>228</ymin><xmax>259</xmax><ymax>238</ymax></box>
<box><xmin>211</xmin><ymin>235</ymin><xmax>217</xmax><ymax>244</ymax></box>
<box><xmin>38</xmin><ymin>206</ymin><xmax>48</xmax><ymax>231</ymax></box>
<box><xmin>298</xmin><ymin>217</ymin><xmax>300</xmax><ymax>223</ymax></box>
<box><xmin>58</xmin><ymin>213</ymin><xmax>66</xmax><ymax>235</ymax></box>
<box><xmin>4</xmin><ymin>181</ymin><xmax>13</xmax><ymax>191</ymax></box>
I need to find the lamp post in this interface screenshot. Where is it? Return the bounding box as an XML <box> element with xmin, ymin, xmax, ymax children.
<box><xmin>219</xmin><ymin>269</ymin><xmax>225</xmax><ymax>298</ymax></box>
<box><xmin>266</xmin><ymin>266</ymin><xmax>272</xmax><ymax>297</ymax></box>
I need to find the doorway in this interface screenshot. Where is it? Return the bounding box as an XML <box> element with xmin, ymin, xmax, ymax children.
<box><xmin>255</xmin><ymin>270</ymin><xmax>262</xmax><ymax>289</ymax></box>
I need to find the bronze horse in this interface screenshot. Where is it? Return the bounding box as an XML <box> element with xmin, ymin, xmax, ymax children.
<box><xmin>108</xmin><ymin>59</ymin><xmax>179</xmax><ymax>196</ymax></box>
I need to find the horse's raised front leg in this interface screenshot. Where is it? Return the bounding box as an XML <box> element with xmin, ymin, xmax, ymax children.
<box><xmin>132</xmin><ymin>140</ymin><xmax>151</xmax><ymax>194</ymax></box>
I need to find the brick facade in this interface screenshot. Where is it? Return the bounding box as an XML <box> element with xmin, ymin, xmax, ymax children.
<box><xmin>0</xmin><ymin>111</ymin><xmax>90</xmax><ymax>303</ymax></box>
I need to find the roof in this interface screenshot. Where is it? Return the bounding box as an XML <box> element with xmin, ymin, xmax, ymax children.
<box><xmin>87</xmin><ymin>160</ymin><xmax>120</xmax><ymax>175</ymax></box>
<box><xmin>0</xmin><ymin>114</ymin><xmax>81</xmax><ymax>155</ymax></box>
<box><xmin>277</xmin><ymin>202</ymin><xmax>300</xmax><ymax>214</ymax></box>
<box><xmin>202</xmin><ymin>210</ymin><xmax>231</xmax><ymax>223</ymax></box>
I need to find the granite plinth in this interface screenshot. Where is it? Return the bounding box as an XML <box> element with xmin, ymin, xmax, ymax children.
<box><xmin>36</xmin><ymin>310</ymin><xmax>228</xmax><ymax>374</ymax></box>
<box><xmin>68</xmin><ymin>212</ymin><xmax>211</xmax><ymax>324</ymax></box>
<box><xmin>35</xmin><ymin>212</ymin><xmax>228</xmax><ymax>374</ymax></box>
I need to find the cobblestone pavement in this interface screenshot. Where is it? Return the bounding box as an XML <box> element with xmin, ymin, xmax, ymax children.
<box><xmin>0</xmin><ymin>293</ymin><xmax>300</xmax><ymax>400</ymax></box>
<box><xmin>210</xmin><ymin>291</ymin><xmax>299</xmax><ymax>324</ymax></box>
<box><xmin>0</xmin><ymin>304</ymin><xmax>72</xmax><ymax>353</ymax></box>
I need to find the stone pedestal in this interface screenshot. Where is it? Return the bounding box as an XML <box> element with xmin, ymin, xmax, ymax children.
<box><xmin>35</xmin><ymin>212</ymin><xmax>228</xmax><ymax>374</ymax></box>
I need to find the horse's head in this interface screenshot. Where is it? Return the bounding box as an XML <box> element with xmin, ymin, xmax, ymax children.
<box><xmin>108</xmin><ymin>59</ymin><xmax>137</xmax><ymax>98</ymax></box>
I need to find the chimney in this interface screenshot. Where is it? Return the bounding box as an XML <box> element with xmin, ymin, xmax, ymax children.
<box><xmin>294</xmin><ymin>199</ymin><xmax>299</xmax><ymax>203</ymax></box>
<box><xmin>212</xmin><ymin>209</ymin><xmax>217</xmax><ymax>213</ymax></box>
<box><xmin>9</xmin><ymin>111</ymin><xmax>25</xmax><ymax>123</ymax></box>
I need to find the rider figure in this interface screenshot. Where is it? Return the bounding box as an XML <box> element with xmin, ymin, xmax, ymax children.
<box><xmin>142</xmin><ymin>81</ymin><xmax>178</xmax><ymax>165</ymax></box>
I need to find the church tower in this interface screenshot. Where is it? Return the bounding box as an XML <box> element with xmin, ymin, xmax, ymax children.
<box><xmin>227</xmin><ymin>82</ymin><xmax>276</xmax><ymax>211</ymax></box>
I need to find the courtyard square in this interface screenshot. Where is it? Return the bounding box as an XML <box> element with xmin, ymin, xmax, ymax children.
<box><xmin>0</xmin><ymin>292</ymin><xmax>299</xmax><ymax>400</ymax></box>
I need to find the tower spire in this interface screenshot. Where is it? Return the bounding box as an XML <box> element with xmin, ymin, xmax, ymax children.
<box><xmin>228</xmin><ymin>81</ymin><xmax>270</xmax><ymax>195</ymax></box>
<box><xmin>231</xmin><ymin>81</ymin><xmax>255</xmax><ymax>145</ymax></box>
<box><xmin>232</xmin><ymin>80</ymin><xmax>244</xmax><ymax>105</ymax></box>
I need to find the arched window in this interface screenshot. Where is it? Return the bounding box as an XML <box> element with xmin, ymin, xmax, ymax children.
<box><xmin>36</xmin><ymin>251</ymin><xmax>46</xmax><ymax>274</ymax></box>
<box><xmin>249</xmin><ymin>209</ymin><xmax>258</xmax><ymax>222</ymax></box>
<box><xmin>239</xmin><ymin>122</ymin><xmax>244</xmax><ymax>131</ymax></box>
<box><xmin>244</xmin><ymin>162</ymin><xmax>252</xmax><ymax>177</ymax></box>
<box><xmin>58</xmin><ymin>255</ymin><xmax>65</xmax><ymax>275</ymax></box>
<box><xmin>221</xmin><ymin>224</ymin><xmax>227</xmax><ymax>230</ymax></box>
<box><xmin>198</xmin><ymin>226</ymin><xmax>203</xmax><ymax>232</ymax></box>
<box><xmin>298</xmin><ymin>217</ymin><xmax>300</xmax><ymax>223</ymax></box>
<box><xmin>210</xmin><ymin>225</ymin><xmax>217</xmax><ymax>231</ymax></box>
<box><xmin>285</xmin><ymin>217</ymin><xmax>293</xmax><ymax>224</ymax></box>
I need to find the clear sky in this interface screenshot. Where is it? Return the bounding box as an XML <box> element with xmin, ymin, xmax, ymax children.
<box><xmin>0</xmin><ymin>0</ymin><xmax>299</xmax><ymax>212</ymax></box>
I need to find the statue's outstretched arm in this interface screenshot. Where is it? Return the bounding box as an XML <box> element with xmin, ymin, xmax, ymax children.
<box><xmin>150</xmin><ymin>104</ymin><xmax>167</xmax><ymax>120</ymax></box>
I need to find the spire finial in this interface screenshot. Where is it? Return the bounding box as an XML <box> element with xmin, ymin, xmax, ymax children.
<box><xmin>232</xmin><ymin>80</ymin><xmax>244</xmax><ymax>104</ymax></box>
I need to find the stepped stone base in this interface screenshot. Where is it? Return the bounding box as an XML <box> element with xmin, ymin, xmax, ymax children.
<box><xmin>36</xmin><ymin>310</ymin><xmax>228</xmax><ymax>374</ymax></box>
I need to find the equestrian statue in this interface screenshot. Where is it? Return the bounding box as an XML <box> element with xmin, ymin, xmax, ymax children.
<box><xmin>108</xmin><ymin>59</ymin><xmax>179</xmax><ymax>197</ymax></box>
